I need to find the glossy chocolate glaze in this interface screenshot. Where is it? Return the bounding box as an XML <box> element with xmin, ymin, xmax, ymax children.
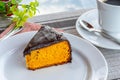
<box><xmin>23</xmin><ymin>25</ymin><xmax>70</xmax><ymax>56</ymax></box>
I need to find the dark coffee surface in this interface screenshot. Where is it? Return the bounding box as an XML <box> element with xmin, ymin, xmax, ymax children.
<box><xmin>104</xmin><ymin>0</ymin><xmax>120</xmax><ymax>6</ymax></box>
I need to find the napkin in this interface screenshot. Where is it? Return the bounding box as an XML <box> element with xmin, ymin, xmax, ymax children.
<box><xmin>0</xmin><ymin>22</ymin><xmax>63</xmax><ymax>39</ymax></box>
<box><xmin>0</xmin><ymin>22</ymin><xmax>41</xmax><ymax>38</ymax></box>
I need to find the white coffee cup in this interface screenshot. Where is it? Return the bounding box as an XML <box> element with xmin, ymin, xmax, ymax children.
<box><xmin>97</xmin><ymin>0</ymin><xmax>120</xmax><ymax>35</ymax></box>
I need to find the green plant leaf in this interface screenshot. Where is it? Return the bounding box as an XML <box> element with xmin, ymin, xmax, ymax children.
<box><xmin>11</xmin><ymin>0</ymin><xmax>22</xmax><ymax>4</ymax></box>
<box><xmin>0</xmin><ymin>1</ymin><xmax>6</xmax><ymax>12</ymax></box>
<box><xmin>10</xmin><ymin>0</ymin><xmax>39</xmax><ymax>29</ymax></box>
<box><xmin>11</xmin><ymin>0</ymin><xmax>16</xmax><ymax>4</ymax></box>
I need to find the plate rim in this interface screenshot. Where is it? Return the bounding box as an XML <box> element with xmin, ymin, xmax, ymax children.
<box><xmin>0</xmin><ymin>31</ymin><xmax>108</xmax><ymax>80</ymax></box>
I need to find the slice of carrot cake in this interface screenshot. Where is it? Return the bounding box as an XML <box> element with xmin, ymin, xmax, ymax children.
<box><xmin>23</xmin><ymin>25</ymin><xmax>72</xmax><ymax>70</ymax></box>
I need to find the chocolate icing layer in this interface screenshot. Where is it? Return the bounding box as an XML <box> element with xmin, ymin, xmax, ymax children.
<box><xmin>23</xmin><ymin>25</ymin><xmax>69</xmax><ymax>56</ymax></box>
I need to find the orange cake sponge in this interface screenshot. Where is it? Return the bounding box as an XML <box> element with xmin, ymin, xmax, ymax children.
<box><xmin>23</xmin><ymin>26</ymin><xmax>72</xmax><ymax>70</ymax></box>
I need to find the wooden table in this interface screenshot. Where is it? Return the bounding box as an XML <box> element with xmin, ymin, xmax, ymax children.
<box><xmin>1</xmin><ymin>9</ymin><xmax>120</xmax><ymax>80</ymax></box>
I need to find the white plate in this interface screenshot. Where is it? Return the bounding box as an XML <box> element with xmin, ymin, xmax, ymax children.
<box><xmin>0</xmin><ymin>32</ymin><xmax>108</xmax><ymax>80</ymax></box>
<box><xmin>76</xmin><ymin>9</ymin><xmax>120</xmax><ymax>49</ymax></box>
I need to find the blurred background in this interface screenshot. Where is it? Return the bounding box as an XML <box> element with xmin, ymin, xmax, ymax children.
<box><xmin>21</xmin><ymin>0</ymin><xmax>97</xmax><ymax>15</ymax></box>
<box><xmin>0</xmin><ymin>0</ymin><xmax>97</xmax><ymax>29</ymax></box>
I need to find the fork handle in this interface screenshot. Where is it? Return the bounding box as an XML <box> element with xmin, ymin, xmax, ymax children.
<box><xmin>0</xmin><ymin>28</ymin><xmax>23</xmax><ymax>41</ymax></box>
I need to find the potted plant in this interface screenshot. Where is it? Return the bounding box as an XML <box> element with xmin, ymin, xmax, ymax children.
<box><xmin>0</xmin><ymin>0</ymin><xmax>39</xmax><ymax>40</ymax></box>
<box><xmin>0</xmin><ymin>0</ymin><xmax>14</xmax><ymax>30</ymax></box>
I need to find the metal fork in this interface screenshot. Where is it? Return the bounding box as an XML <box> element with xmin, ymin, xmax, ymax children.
<box><xmin>0</xmin><ymin>27</ymin><xmax>23</xmax><ymax>41</ymax></box>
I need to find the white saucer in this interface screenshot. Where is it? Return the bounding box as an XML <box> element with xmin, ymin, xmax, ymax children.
<box><xmin>76</xmin><ymin>9</ymin><xmax>120</xmax><ymax>50</ymax></box>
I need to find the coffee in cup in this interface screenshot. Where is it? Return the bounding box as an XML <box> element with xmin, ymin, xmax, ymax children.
<box><xmin>104</xmin><ymin>0</ymin><xmax>120</xmax><ymax>6</ymax></box>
